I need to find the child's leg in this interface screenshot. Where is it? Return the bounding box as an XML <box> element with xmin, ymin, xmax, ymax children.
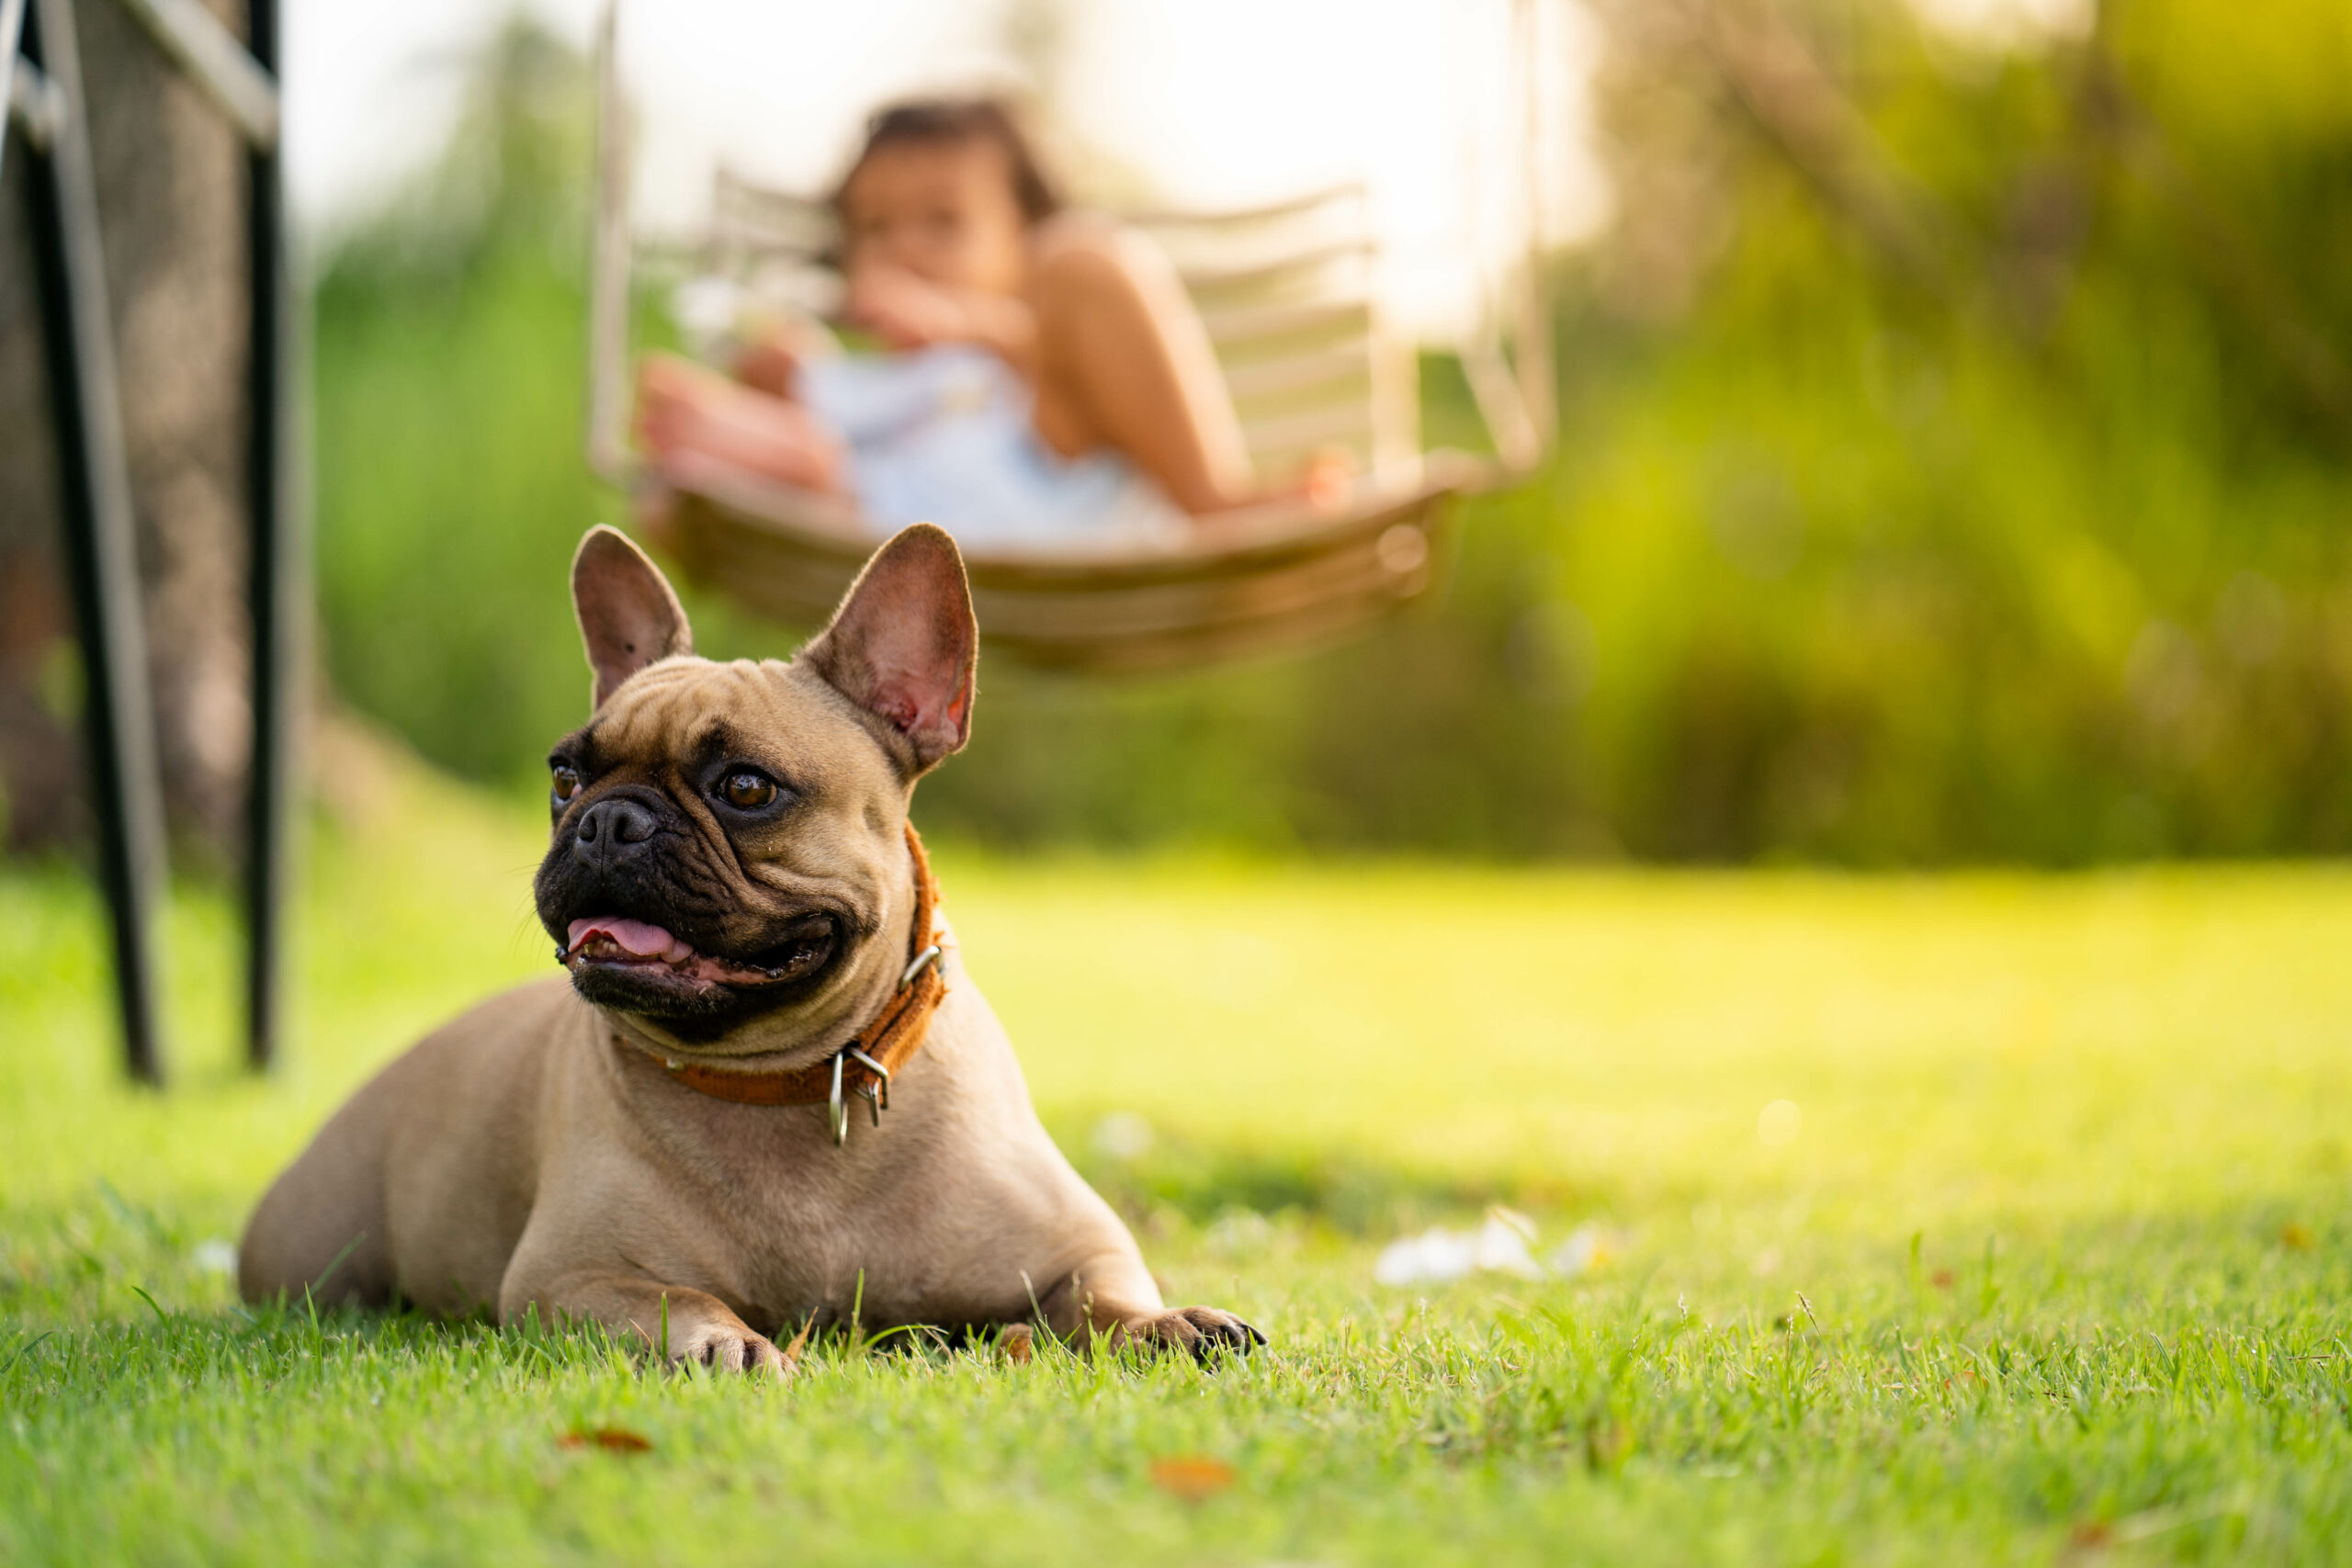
<box><xmin>1026</xmin><ymin>222</ymin><xmax>1257</xmax><ymax>516</ymax></box>
<box><xmin>635</xmin><ymin>354</ymin><xmax>848</xmax><ymax>492</ymax></box>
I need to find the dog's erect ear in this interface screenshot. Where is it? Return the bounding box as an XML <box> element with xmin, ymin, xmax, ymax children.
<box><xmin>572</xmin><ymin>526</ymin><xmax>693</xmax><ymax>709</ymax></box>
<box><xmin>797</xmin><ymin>524</ymin><xmax>977</xmax><ymax>776</ymax></box>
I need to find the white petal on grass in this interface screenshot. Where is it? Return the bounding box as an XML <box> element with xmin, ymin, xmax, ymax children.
<box><xmin>1758</xmin><ymin>1100</ymin><xmax>1803</xmax><ymax>1147</ymax></box>
<box><xmin>191</xmin><ymin>1239</ymin><xmax>238</xmax><ymax>1276</ymax></box>
<box><xmin>1374</xmin><ymin>1207</ymin><xmax>1544</xmax><ymax>1285</ymax></box>
<box><xmin>1549</xmin><ymin>1222</ymin><xmax>1618</xmax><ymax>1278</ymax></box>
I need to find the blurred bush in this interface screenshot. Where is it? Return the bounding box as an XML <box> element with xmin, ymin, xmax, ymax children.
<box><xmin>314</xmin><ymin>20</ymin><xmax>612</xmax><ymax>783</ymax></box>
<box><xmin>316</xmin><ymin>3</ymin><xmax>2352</xmax><ymax>863</ymax></box>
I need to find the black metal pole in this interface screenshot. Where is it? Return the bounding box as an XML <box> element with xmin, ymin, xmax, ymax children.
<box><xmin>243</xmin><ymin>0</ymin><xmax>295</xmax><ymax>1072</ymax></box>
<box><xmin>19</xmin><ymin>0</ymin><xmax>172</xmax><ymax>1084</ymax></box>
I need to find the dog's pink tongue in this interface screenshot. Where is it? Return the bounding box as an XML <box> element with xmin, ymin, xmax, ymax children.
<box><xmin>567</xmin><ymin>917</ymin><xmax>693</xmax><ymax>962</ymax></box>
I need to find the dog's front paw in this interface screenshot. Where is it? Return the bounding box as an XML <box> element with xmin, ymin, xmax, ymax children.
<box><xmin>670</xmin><ymin>1320</ymin><xmax>786</xmax><ymax>1374</ymax></box>
<box><xmin>1114</xmin><ymin>1306</ymin><xmax>1265</xmax><ymax>1361</ymax></box>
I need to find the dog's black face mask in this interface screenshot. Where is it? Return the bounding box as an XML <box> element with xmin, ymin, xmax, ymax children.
<box><xmin>532</xmin><ymin>738</ymin><xmax>851</xmax><ymax>1043</ymax></box>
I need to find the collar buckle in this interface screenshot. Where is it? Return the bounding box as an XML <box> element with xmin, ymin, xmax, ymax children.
<box><xmin>827</xmin><ymin>1004</ymin><xmax>914</xmax><ymax>1145</ymax></box>
<box><xmin>825</xmin><ymin>1050</ymin><xmax>852</xmax><ymax>1145</ymax></box>
<box><xmin>826</xmin><ymin>939</ymin><xmax>940</xmax><ymax>1145</ymax></box>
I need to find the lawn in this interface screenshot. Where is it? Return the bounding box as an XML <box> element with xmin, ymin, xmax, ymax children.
<box><xmin>3</xmin><ymin>756</ymin><xmax>2347</xmax><ymax>1565</ymax></box>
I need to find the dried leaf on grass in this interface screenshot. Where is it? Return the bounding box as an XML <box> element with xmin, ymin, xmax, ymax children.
<box><xmin>779</xmin><ymin>1314</ymin><xmax>815</xmax><ymax>1375</ymax></box>
<box><xmin>1149</xmin><ymin>1455</ymin><xmax>1236</xmax><ymax>1502</ymax></box>
<box><xmin>2067</xmin><ymin>1520</ymin><xmax>2114</xmax><ymax>1553</ymax></box>
<box><xmin>559</xmin><ymin>1427</ymin><xmax>651</xmax><ymax>1454</ymax></box>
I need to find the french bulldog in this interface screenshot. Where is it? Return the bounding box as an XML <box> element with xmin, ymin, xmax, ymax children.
<box><xmin>239</xmin><ymin>523</ymin><xmax>1261</xmax><ymax>1370</ymax></box>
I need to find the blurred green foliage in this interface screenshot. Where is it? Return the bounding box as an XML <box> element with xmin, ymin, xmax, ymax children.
<box><xmin>316</xmin><ymin>3</ymin><xmax>2352</xmax><ymax>863</ymax></box>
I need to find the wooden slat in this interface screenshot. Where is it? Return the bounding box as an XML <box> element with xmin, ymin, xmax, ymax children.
<box><xmin>714</xmin><ymin>171</ymin><xmax>829</xmax><ymax>226</ymax></box>
<box><xmin>1174</xmin><ymin>241</ymin><xmax>1372</xmax><ymax>298</ymax></box>
<box><xmin>701</xmin><ymin>225</ymin><xmax>826</xmax><ymax>262</ymax></box>
<box><xmin>1199</xmin><ymin>299</ymin><xmax>1372</xmax><ymax>355</ymax></box>
<box><xmin>1120</xmin><ymin>184</ymin><xmax>1363</xmax><ymax>232</ymax></box>
<box><xmin>703</xmin><ymin>174</ymin><xmax>1368</xmax><ymax>243</ymax></box>
<box><xmin>711</xmin><ymin>175</ymin><xmax>832</xmax><ymax>257</ymax></box>
<box><xmin>1221</xmin><ymin>348</ymin><xmax>1372</xmax><ymax>402</ymax></box>
<box><xmin>694</xmin><ymin>204</ymin><xmax>1370</xmax><ymax>321</ymax></box>
<box><xmin>1234</xmin><ymin>397</ymin><xmax>1374</xmax><ymax>456</ymax></box>
<box><xmin>1238</xmin><ymin>402</ymin><xmax>1373</xmax><ymax>456</ymax></box>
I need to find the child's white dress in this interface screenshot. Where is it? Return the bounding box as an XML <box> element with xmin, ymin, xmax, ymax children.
<box><xmin>796</xmin><ymin>345</ymin><xmax>1188</xmax><ymax>551</ymax></box>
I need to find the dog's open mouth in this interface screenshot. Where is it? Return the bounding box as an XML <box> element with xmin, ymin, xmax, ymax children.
<box><xmin>560</xmin><ymin>914</ymin><xmax>836</xmax><ymax>990</ymax></box>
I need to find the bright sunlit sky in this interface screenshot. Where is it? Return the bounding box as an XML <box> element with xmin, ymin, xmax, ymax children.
<box><xmin>285</xmin><ymin>0</ymin><xmax>2081</xmax><ymax>337</ymax></box>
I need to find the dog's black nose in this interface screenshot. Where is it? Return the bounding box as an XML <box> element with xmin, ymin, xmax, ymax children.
<box><xmin>572</xmin><ymin>796</ymin><xmax>658</xmax><ymax>868</ymax></box>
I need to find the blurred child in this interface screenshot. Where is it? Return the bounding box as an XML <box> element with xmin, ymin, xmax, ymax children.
<box><xmin>635</xmin><ymin>98</ymin><xmax>1342</xmax><ymax>546</ymax></box>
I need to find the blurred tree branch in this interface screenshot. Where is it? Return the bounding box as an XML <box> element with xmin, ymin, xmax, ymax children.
<box><xmin>1660</xmin><ymin>0</ymin><xmax>2352</xmax><ymax>450</ymax></box>
<box><xmin>2076</xmin><ymin>51</ymin><xmax>2352</xmax><ymax>447</ymax></box>
<box><xmin>1687</xmin><ymin>0</ymin><xmax>1971</xmax><ymax>297</ymax></box>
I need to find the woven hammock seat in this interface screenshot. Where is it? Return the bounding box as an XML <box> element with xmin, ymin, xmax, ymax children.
<box><xmin>586</xmin><ymin>6</ymin><xmax>1553</xmax><ymax>672</ymax></box>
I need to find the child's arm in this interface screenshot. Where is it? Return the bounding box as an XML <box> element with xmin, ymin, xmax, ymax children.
<box><xmin>731</xmin><ymin>332</ymin><xmax>802</xmax><ymax>397</ymax></box>
<box><xmin>729</xmin><ymin>310</ymin><xmax>835</xmax><ymax>398</ymax></box>
<box><xmin>844</xmin><ymin>263</ymin><xmax>1041</xmax><ymax>383</ymax></box>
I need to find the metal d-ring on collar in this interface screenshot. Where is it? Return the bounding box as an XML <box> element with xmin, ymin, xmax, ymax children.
<box><xmin>824</xmin><ymin>942</ymin><xmax>944</xmax><ymax>1146</ymax></box>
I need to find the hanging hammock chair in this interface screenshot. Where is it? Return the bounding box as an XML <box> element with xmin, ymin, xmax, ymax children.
<box><xmin>584</xmin><ymin>1</ymin><xmax>1555</xmax><ymax>673</ymax></box>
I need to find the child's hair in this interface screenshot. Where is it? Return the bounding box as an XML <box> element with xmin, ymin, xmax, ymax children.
<box><xmin>832</xmin><ymin>97</ymin><xmax>1063</xmax><ymax>226</ymax></box>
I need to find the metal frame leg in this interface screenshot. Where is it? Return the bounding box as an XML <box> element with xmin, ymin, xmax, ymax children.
<box><xmin>17</xmin><ymin>0</ymin><xmax>171</xmax><ymax>1085</ymax></box>
<box><xmin>242</xmin><ymin>0</ymin><xmax>294</xmax><ymax>1072</ymax></box>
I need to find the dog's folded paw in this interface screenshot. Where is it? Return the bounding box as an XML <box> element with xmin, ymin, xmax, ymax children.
<box><xmin>1115</xmin><ymin>1306</ymin><xmax>1266</xmax><ymax>1362</ymax></box>
<box><xmin>672</xmin><ymin>1323</ymin><xmax>786</xmax><ymax>1375</ymax></box>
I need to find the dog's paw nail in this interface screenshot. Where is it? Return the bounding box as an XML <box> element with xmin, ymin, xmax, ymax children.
<box><xmin>1171</xmin><ymin>1307</ymin><xmax>1261</xmax><ymax>1359</ymax></box>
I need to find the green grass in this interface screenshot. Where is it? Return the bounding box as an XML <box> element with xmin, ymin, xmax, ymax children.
<box><xmin>4</xmin><ymin>760</ymin><xmax>2348</xmax><ymax>1564</ymax></box>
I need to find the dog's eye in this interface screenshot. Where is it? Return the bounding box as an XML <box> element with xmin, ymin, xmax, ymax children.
<box><xmin>550</xmin><ymin>764</ymin><xmax>582</xmax><ymax>806</ymax></box>
<box><xmin>719</xmin><ymin>770</ymin><xmax>777</xmax><ymax>810</ymax></box>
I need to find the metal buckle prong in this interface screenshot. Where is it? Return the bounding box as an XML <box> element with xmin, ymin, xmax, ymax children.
<box><xmin>823</xmin><ymin>941</ymin><xmax>936</xmax><ymax>1147</ymax></box>
<box><xmin>846</xmin><ymin>1045</ymin><xmax>891</xmax><ymax>1114</ymax></box>
<box><xmin>826</xmin><ymin>1050</ymin><xmax>850</xmax><ymax>1145</ymax></box>
<box><xmin>899</xmin><ymin>943</ymin><xmax>942</xmax><ymax>990</ymax></box>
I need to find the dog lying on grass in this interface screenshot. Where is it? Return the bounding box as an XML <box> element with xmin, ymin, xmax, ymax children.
<box><xmin>241</xmin><ymin>524</ymin><xmax>1261</xmax><ymax>1370</ymax></box>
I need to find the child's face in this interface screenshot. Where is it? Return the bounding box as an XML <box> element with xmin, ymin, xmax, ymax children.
<box><xmin>839</xmin><ymin>140</ymin><xmax>1029</xmax><ymax>296</ymax></box>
